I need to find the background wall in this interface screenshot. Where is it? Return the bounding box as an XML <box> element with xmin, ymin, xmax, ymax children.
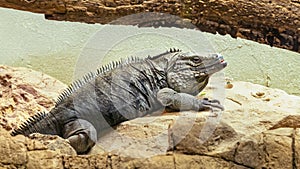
<box><xmin>0</xmin><ymin>7</ymin><xmax>299</xmax><ymax>95</ymax></box>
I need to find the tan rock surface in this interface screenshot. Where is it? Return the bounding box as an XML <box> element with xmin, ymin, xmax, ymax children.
<box><xmin>90</xmin><ymin>81</ymin><xmax>300</xmax><ymax>168</ymax></box>
<box><xmin>0</xmin><ymin>65</ymin><xmax>67</xmax><ymax>131</ymax></box>
<box><xmin>0</xmin><ymin>65</ymin><xmax>300</xmax><ymax>168</ymax></box>
<box><xmin>0</xmin><ymin>128</ymin><xmax>76</xmax><ymax>169</ymax></box>
<box><xmin>296</xmin><ymin>129</ymin><xmax>300</xmax><ymax>168</ymax></box>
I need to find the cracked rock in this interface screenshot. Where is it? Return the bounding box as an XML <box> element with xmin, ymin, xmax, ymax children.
<box><xmin>1</xmin><ymin>66</ymin><xmax>300</xmax><ymax>168</ymax></box>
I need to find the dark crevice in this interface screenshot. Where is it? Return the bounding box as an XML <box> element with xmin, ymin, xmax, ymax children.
<box><xmin>106</xmin><ymin>154</ymin><xmax>113</xmax><ymax>169</ymax></box>
<box><xmin>293</xmin><ymin>36</ymin><xmax>299</xmax><ymax>52</ymax></box>
<box><xmin>292</xmin><ymin>129</ymin><xmax>297</xmax><ymax>169</ymax></box>
<box><xmin>291</xmin><ymin>0</ymin><xmax>300</xmax><ymax>4</ymax></box>
<box><xmin>62</xmin><ymin>156</ymin><xmax>66</xmax><ymax>168</ymax></box>
<box><xmin>233</xmin><ymin>141</ymin><xmax>240</xmax><ymax>159</ymax></box>
<box><xmin>87</xmin><ymin>157</ymin><xmax>91</xmax><ymax>168</ymax></box>
<box><xmin>167</xmin><ymin>124</ymin><xmax>176</xmax><ymax>151</ymax></box>
<box><xmin>168</xmin><ymin>125</ymin><xmax>177</xmax><ymax>169</ymax></box>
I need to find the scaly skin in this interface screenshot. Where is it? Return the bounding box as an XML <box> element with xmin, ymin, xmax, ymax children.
<box><xmin>11</xmin><ymin>49</ymin><xmax>227</xmax><ymax>154</ymax></box>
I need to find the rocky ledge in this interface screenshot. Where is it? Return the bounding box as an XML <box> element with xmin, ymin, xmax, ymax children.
<box><xmin>0</xmin><ymin>65</ymin><xmax>299</xmax><ymax>169</ymax></box>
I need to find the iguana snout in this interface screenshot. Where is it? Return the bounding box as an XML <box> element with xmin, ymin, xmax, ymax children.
<box><xmin>201</xmin><ymin>53</ymin><xmax>227</xmax><ymax>75</ymax></box>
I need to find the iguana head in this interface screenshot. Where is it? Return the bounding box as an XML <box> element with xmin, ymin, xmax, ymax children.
<box><xmin>166</xmin><ymin>51</ymin><xmax>227</xmax><ymax>95</ymax></box>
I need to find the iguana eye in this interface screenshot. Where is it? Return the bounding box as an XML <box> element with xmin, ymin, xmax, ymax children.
<box><xmin>192</xmin><ymin>56</ymin><xmax>201</xmax><ymax>63</ymax></box>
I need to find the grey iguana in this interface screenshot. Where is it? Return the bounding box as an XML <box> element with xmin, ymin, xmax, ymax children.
<box><xmin>11</xmin><ymin>49</ymin><xmax>227</xmax><ymax>154</ymax></box>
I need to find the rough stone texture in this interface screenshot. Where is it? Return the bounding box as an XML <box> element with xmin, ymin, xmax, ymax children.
<box><xmin>0</xmin><ymin>128</ymin><xmax>76</xmax><ymax>169</ymax></box>
<box><xmin>174</xmin><ymin>154</ymin><xmax>248</xmax><ymax>169</ymax></box>
<box><xmin>0</xmin><ymin>65</ymin><xmax>67</xmax><ymax>131</ymax></box>
<box><xmin>263</xmin><ymin>129</ymin><xmax>293</xmax><ymax>169</ymax></box>
<box><xmin>0</xmin><ymin>0</ymin><xmax>299</xmax><ymax>53</ymax></box>
<box><xmin>296</xmin><ymin>129</ymin><xmax>300</xmax><ymax>168</ymax></box>
<box><xmin>1</xmin><ymin>66</ymin><xmax>300</xmax><ymax>168</ymax></box>
<box><xmin>63</xmin><ymin>154</ymin><xmax>108</xmax><ymax>169</ymax></box>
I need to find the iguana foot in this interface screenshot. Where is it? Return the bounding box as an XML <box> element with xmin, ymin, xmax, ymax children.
<box><xmin>63</xmin><ymin>119</ymin><xmax>97</xmax><ymax>154</ymax></box>
<box><xmin>200</xmin><ymin>98</ymin><xmax>224</xmax><ymax>111</ymax></box>
<box><xmin>67</xmin><ymin>132</ymin><xmax>95</xmax><ymax>154</ymax></box>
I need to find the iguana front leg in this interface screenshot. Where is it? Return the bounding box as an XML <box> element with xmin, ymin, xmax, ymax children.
<box><xmin>157</xmin><ymin>88</ymin><xmax>224</xmax><ymax>111</ymax></box>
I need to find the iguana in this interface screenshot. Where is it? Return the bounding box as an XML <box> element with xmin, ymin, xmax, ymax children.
<box><xmin>11</xmin><ymin>49</ymin><xmax>227</xmax><ymax>154</ymax></box>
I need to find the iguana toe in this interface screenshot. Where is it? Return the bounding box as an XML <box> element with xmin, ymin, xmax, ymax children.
<box><xmin>201</xmin><ymin>99</ymin><xmax>224</xmax><ymax>111</ymax></box>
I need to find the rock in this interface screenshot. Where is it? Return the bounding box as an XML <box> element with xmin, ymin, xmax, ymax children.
<box><xmin>174</xmin><ymin>154</ymin><xmax>248</xmax><ymax>169</ymax></box>
<box><xmin>1</xmin><ymin>65</ymin><xmax>300</xmax><ymax>168</ymax></box>
<box><xmin>296</xmin><ymin>129</ymin><xmax>300</xmax><ymax>168</ymax></box>
<box><xmin>63</xmin><ymin>154</ymin><xmax>108</xmax><ymax>169</ymax></box>
<box><xmin>91</xmin><ymin>81</ymin><xmax>300</xmax><ymax>168</ymax></box>
<box><xmin>0</xmin><ymin>128</ymin><xmax>27</xmax><ymax>166</ymax></box>
<box><xmin>0</xmin><ymin>65</ymin><xmax>67</xmax><ymax>131</ymax></box>
<box><xmin>0</xmin><ymin>128</ymin><xmax>75</xmax><ymax>169</ymax></box>
<box><xmin>270</xmin><ymin>115</ymin><xmax>300</xmax><ymax>129</ymax></box>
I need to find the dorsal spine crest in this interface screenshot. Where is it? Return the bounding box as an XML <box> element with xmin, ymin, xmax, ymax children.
<box><xmin>54</xmin><ymin>56</ymin><xmax>144</xmax><ymax>106</ymax></box>
<box><xmin>11</xmin><ymin>111</ymin><xmax>47</xmax><ymax>136</ymax></box>
<box><xmin>169</xmin><ymin>48</ymin><xmax>181</xmax><ymax>53</ymax></box>
<box><xmin>54</xmin><ymin>49</ymin><xmax>182</xmax><ymax>106</ymax></box>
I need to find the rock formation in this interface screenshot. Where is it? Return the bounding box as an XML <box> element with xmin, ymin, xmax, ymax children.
<box><xmin>0</xmin><ymin>0</ymin><xmax>299</xmax><ymax>53</ymax></box>
<box><xmin>0</xmin><ymin>65</ymin><xmax>67</xmax><ymax>131</ymax></box>
<box><xmin>0</xmin><ymin>65</ymin><xmax>300</xmax><ymax>168</ymax></box>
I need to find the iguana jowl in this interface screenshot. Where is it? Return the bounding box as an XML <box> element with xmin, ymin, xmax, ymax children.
<box><xmin>11</xmin><ymin>49</ymin><xmax>227</xmax><ymax>154</ymax></box>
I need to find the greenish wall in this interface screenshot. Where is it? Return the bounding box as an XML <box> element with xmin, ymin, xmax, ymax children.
<box><xmin>0</xmin><ymin>7</ymin><xmax>299</xmax><ymax>95</ymax></box>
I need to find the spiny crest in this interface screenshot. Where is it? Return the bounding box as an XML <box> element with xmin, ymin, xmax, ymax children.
<box><xmin>55</xmin><ymin>74</ymin><xmax>95</xmax><ymax>106</ymax></box>
<box><xmin>54</xmin><ymin>56</ymin><xmax>143</xmax><ymax>106</ymax></box>
<box><xmin>11</xmin><ymin>111</ymin><xmax>47</xmax><ymax>136</ymax></box>
<box><xmin>119</xmin><ymin>56</ymin><xmax>142</xmax><ymax>65</ymax></box>
<box><xmin>169</xmin><ymin>48</ymin><xmax>182</xmax><ymax>53</ymax></box>
<box><xmin>55</xmin><ymin>49</ymin><xmax>179</xmax><ymax>106</ymax></box>
<box><xmin>150</xmin><ymin>48</ymin><xmax>182</xmax><ymax>60</ymax></box>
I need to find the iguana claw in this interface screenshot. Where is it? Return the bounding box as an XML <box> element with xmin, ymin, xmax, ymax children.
<box><xmin>201</xmin><ymin>99</ymin><xmax>224</xmax><ymax>111</ymax></box>
<box><xmin>203</xmin><ymin>98</ymin><xmax>221</xmax><ymax>104</ymax></box>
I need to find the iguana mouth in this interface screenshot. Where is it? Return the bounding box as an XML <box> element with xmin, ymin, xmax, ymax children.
<box><xmin>218</xmin><ymin>56</ymin><xmax>227</xmax><ymax>68</ymax></box>
<box><xmin>199</xmin><ymin>55</ymin><xmax>227</xmax><ymax>75</ymax></box>
<box><xmin>219</xmin><ymin>56</ymin><xmax>227</xmax><ymax>66</ymax></box>
<box><xmin>208</xmin><ymin>55</ymin><xmax>226</xmax><ymax>67</ymax></box>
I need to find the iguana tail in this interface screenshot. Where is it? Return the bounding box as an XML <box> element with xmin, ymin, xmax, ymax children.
<box><xmin>11</xmin><ymin>111</ymin><xmax>60</xmax><ymax>136</ymax></box>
